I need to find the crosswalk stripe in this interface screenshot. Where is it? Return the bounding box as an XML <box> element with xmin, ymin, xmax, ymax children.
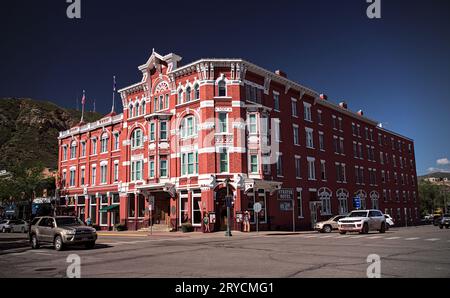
<box><xmin>405</xmin><ymin>237</ymin><xmax>420</xmax><ymax>241</ymax></box>
<box><xmin>385</xmin><ymin>237</ymin><xmax>401</xmax><ymax>240</ymax></box>
<box><xmin>321</xmin><ymin>235</ymin><xmax>334</xmax><ymax>238</ymax></box>
<box><xmin>368</xmin><ymin>236</ymin><xmax>384</xmax><ymax>239</ymax></box>
<box><xmin>425</xmin><ymin>238</ymin><xmax>440</xmax><ymax>242</ymax></box>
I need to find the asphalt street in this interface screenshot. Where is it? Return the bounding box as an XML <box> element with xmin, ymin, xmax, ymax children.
<box><xmin>1</xmin><ymin>225</ymin><xmax>449</xmax><ymax>278</ymax></box>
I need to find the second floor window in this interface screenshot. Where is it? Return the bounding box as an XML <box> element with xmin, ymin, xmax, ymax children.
<box><xmin>306</xmin><ymin>129</ymin><xmax>314</xmax><ymax>148</ymax></box>
<box><xmin>114</xmin><ymin>163</ymin><xmax>119</xmax><ymax>182</ymax></box>
<box><xmin>80</xmin><ymin>168</ymin><xmax>85</xmax><ymax>185</ymax></box>
<box><xmin>100</xmin><ymin>164</ymin><xmax>107</xmax><ymax>184</ymax></box>
<box><xmin>150</xmin><ymin>123</ymin><xmax>155</xmax><ymax>141</ymax></box>
<box><xmin>160</xmin><ymin>121</ymin><xmax>168</xmax><ymax>140</ymax></box>
<box><xmin>91</xmin><ymin>166</ymin><xmax>96</xmax><ymax>185</ymax></box>
<box><xmin>70</xmin><ymin>169</ymin><xmax>76</xmax><ymax>186</ymax></box>
<box><xmin>219</xmin><ymin>148</ymin><xmax>229</xmax><ymax>173</ymax></box>
<box><xmin>160</xmin><ymin>158</ymin><xmax>168</xmax><ymax>177</ymax></box>
<box><xmin>131</xmin><ymin>160</ymin><xmax>143</xmax><ymax>181</ymax></box>
<box><xmin>131</xmin><ymin>129</ymin><xmax>143</xmax><ymax>148</ymax></box>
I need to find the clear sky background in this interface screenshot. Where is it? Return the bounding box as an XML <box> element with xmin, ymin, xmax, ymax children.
<box><xmin>1</xmin><ymin>0</ymin><xmax>449</xmax><ymax>175</ymax></box>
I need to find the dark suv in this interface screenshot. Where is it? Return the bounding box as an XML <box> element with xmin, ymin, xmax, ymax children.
<box><xmin>439</xmin><ymin>214</ymin><xmax>450</xmax><ymax>229</ymax></box>
<box><xmin>30</xmin><ymin>216</ymin><xmax>97</xmax><ymax>251</ymax></box>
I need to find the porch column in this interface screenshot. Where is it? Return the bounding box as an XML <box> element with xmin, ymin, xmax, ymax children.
<box><xmin>134</xmin><ymin>194</ymin><xmax>138</xmax><ymax>230</ymax></box>
<box><xmin>107</xmin><ymin>193</ymin><xmax>112</xmax><ymax>229</ymax></box>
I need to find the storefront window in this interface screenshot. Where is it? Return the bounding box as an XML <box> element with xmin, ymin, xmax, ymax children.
<box><xmin>100</xmin><ymin>195</ymin><xmax>108</xmax><ymax>226</ymax></box>
<box><xmin>89</xmin><ymin>195</ymin><xmax>97</xmax><ymax>224</ymax></box>
<box><xmin>138</xmin><ymin>195</ymin><xmax>145</xmax><ymax>218</ymax></box>
<box><xmin>192</xmin><ymin>191</ymin><xmax>202</xmax><ymax>226</ymax></box>
<box><xmin>128</xmin><ymin>194</ymin><xmax>135</xmax><ymax>217</ymax></box>
<box><xmin>180</xmin><ymin>192</ymin><xmax>189</xmax><ymax>224</ymax></box>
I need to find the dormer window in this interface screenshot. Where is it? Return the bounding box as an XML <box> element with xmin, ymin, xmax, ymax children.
<box><xmin>218</xmin><ymin>80</ymin><xmax>226</xmax><ymax>97</ymax></box>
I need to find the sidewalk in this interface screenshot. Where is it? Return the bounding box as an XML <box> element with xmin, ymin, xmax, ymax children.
<box><xmin>96</xmin><ymin>230</ymin><xmax>318</xmax><ymax>238</ymax></box>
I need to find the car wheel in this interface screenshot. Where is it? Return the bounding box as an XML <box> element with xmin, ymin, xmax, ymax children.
<box><xmin>439</xmin><ymin>225</ymin><xmax>444</xmax><ymax>229</ymax></box>
<box><xmin>1</xmin><ymin>227</ymin><xmax>5</xmax><ymax>233</ymax></box>
<box><xmin>54</xmin><ymin>235</ymin><xmax>64</xmax><ymax>251</ymax></box>
<box><xmin>323</xmin><ymin>225</ymin><xmax>332</xmax><ymax>233</ymax></box>
<box><xmin>31</xmin><ymin>234</ymin><xmax>40</xmax><ymax>249</ymax></box>
<box><xmin>386</xmin><ymin>223</ymin><xmax>390</xmax><ymax>231</ymax></box>
<box><xmin>379</xmin><ymin>222</ymin><xmax>386</xmax><ymax>234</ymax></box>
<box><xmin>446</xmin><ymin>225</ymin><xmax>449</xmax><ymax>229</ymax></box>
<box><xmin>85</xmin><ymin>241</ymin><xmax>96</xmax><ymax>249</ymax></box>
<box><xmin>339</xmin><ymin>231</ymin><xmax>346</xmax><ymax>235</ymax></box>
<box><xmin>361</xmin><ymin>223</ymin><xmax>369</xmax><ymax>234</ymax></box>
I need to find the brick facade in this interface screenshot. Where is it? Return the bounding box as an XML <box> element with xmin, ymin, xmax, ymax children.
<box><xmin>57</xmin><ymin>51</ymin><xmax>419</xmax><ymax>231</ymax></box>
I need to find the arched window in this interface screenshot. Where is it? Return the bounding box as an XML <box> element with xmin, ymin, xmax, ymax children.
<box><xmin>318</xmin><ymin>187</ymin><xmax>332</xmax><ymax>215</ymax></box>
<box><xmin>70</xmin><ymin>141</ymin><xmax>77</xmax><ymax>159</ymax></box>
<box><xmin>136</xmin><ymin>102</ymin><xmax>140</xmax><ymax>117</ymax></box>
<box><xmin>131</xmin><ymin>129</ymin><xmax>143</xmax><ymax>149</ymax></box>
<box><xmin>165</xmin><ymin>94</ymin><xmax>169</xmax><ymax>108</ymax></box>
<box><xmin>218</xmin><ymin>80</ymin><xmax>226</xmax><ymax>97</ymax></box>
<box><xmin>129</xmin><ymin>104</ymin><xmax>134</xmax><ymax>118</ymax></box>
<box><xmin>194</xmin><ymin>84</ymin><xmax>200</xmax><ymax>100</ymax></box>
<box><xmin>186</xmin><ymin>86</ymin><xmax>191</xmax><ymax>102</ymax></box>
<box><xmin>177</xmin><ymin>89</ymin><xmax>183</xmax><ymax>105</ymax></box>
<box><xmin>100</xmin><ymin>133</ymin><xmax>109</xmax><ymax>153</ymax></box>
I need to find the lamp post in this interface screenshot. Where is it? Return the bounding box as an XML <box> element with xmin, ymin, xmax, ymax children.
<box><xmin>224</xmin><ymin>178</ymin><xmax>232</xmax><ymax>237</ymax></box>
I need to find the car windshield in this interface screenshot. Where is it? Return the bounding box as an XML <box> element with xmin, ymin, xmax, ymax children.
<box><xmin>55</xmin><ymin>217</ymin><xmax>84</xmax><ymax>226</ymax></box>
<box><xmin>348</xmin><ymin>211</ymin><xmax>368</xmax><ymax>217</ymax></box>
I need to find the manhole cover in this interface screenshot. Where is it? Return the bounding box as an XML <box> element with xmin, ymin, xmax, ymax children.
<box><xmin>35</xmin><ymin>268</ymin><xmax>56</xmax><ymax>272</ymax></box>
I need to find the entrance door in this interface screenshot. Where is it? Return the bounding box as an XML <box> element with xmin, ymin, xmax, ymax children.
<box><xmin>215</xmin><ymin>187</ymin><xmax>233</xmax><ymax>231</ymax></box>
<box><xmin>153</xmin><ymin>193</ymin><xmax>171</xmax><ymax>226</ymax></box>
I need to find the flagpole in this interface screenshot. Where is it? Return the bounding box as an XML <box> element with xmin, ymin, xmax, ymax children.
<box><xmin>81</xmin><ymin>90</ymin><xmax>85</xmax><ymax>123</ymax></box>
<box><xmin>111</xmin><ymin>75</ymin><xmax>116</xmax><ymax>114</ymax></box>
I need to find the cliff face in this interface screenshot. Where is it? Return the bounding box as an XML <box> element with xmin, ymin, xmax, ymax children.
<box><xmin>0</xmin><ymin>98</ymin><xmax>102</xmax><ymax>171</ymax></box>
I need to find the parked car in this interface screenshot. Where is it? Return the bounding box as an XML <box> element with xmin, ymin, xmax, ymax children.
<box><xmin>338</xmin><ymin>210</ymin><xmax>386</xmax><ymax>234</ymax></box>
<box><xmin>315</xmin><ymin>215</ymin><xmax>347</xmax><ymax>233</ymax></box>
<box><xmin>439</xmin><ymin>214</ymin><xmax>450</xmax><ymax>229</ymax></box>
<box><xmin>384</xmin><ymin>214</ymin><xmax>395</xmax><ymax>230</ymax></box>
<box><xmin>0</xmin><ymin>220</ymin><xmax>12</xmax><ymax>233</ymax></box>
<box><xmin>30</xmin><ymin>216</ymin><xmax>97</xmax><ymax>251</ymax></box>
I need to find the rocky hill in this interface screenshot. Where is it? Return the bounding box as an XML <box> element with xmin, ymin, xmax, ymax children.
<box><xmin>0</xmin><ymin>98</ymin><xmax>102</xmax><ymax>171</ymax></box>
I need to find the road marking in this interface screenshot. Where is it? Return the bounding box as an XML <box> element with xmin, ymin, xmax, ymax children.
<box><xmin>368</xmin><ymin>236</ymin><xmax>384</xmax><ymax>239</ymax></box>
<box><xmin>350</xmin><ymin>235</ymin><xmax>366</xmax><ymax>239</ymax></box>
<box><xmin>405</xmin><ymin>237</ymin><xmax>420</xmax><ymax>241</ymax></box>
<box><xmin>385</xmin><ymin>237</ymin><xmax>401</xmax><ymax>240</ymax></box>
<box><xmin>304</xmin><ymin>235</ymin><xmax>318</xmax><ymax>238</ymax></box>
<box><xmin>320</xmin><ymin>235</ymin><xmax>334</xmax><ymax>238</ymax></box>
<box><xmin>425</xmin><ymin>238</ymin><xmax>440</xmax><ymax>242</ymax></box>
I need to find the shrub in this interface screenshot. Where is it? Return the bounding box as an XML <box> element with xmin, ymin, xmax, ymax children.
<box><xmin>181</xmin><ymin>223</ymin><xmax>194</xmax><ymax>233</ymax></box>
<box><xmin>114</xmin><ymin>224</ymin><xmax>128</xmax><ymax>231</ymax></box>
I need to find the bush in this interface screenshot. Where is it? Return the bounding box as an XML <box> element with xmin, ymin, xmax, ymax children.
<box><xmin>114</xmin><ymin>224</ymin><xmax>128</xmax><ymax>231</ymax></box>
<box><xmin>181</xmin><ymin>223</ymin><xmax>194</xmax><ymax>233</ymax></box>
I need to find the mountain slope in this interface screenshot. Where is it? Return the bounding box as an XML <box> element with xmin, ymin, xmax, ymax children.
<box><xmin>0</xmin><ymin>98</ymin><xmax>102</xmax><ymax>171</ymax></box>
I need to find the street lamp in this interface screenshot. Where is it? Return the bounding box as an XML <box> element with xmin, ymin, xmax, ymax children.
<box><xmin>224</xmin><ymin>178</ymin><xmax>232</xmax><ymax>237</ymax></box>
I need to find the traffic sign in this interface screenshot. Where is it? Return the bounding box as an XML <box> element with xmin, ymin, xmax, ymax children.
<box><xmin>353</xmin><ymin>197</ymin><xmax>361</xmax><ymax>209</ymax></box>
<box><xmin>254</xmin><ymin>202</ymin><xmax>262</xmax><ymax>213</ymax></box>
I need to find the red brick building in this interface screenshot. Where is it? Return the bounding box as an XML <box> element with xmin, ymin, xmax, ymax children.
<box><xmin>57</xmin><ymin>51</ymin><xmax>419</xmax><ymax>231</ymax></box>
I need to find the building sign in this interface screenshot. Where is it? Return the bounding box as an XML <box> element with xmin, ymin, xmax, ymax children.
<box><xmin>280</xmin><ymin>201</ymin><xmax>293</xmax><ymax>211</ymax></box>
<box><xmin>278</xmin><ymin>188</ymin><xmax>294</xmax><ymax>201</ymax></box>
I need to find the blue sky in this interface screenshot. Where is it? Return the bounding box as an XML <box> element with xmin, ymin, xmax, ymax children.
<box><xmin>0</xmin><ymin>0</ymin><xmax>449</xmax><ymax>175</ymax></box>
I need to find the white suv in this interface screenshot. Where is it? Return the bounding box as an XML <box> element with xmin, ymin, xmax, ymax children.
<box><xmin>338</xmin><ymin>210</ymin><xmax>386</xmax><ymax>234</ymax></box>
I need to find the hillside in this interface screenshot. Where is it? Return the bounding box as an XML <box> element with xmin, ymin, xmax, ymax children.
<box><xmin>0</xmin><ymin>98</ymin><xmax>103</xmax><ymax>171</ymax></box>
<box><xmin>419</xmin><ymin>172</ymin><xmax>450</xmax><ymax>181</ymax></box>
